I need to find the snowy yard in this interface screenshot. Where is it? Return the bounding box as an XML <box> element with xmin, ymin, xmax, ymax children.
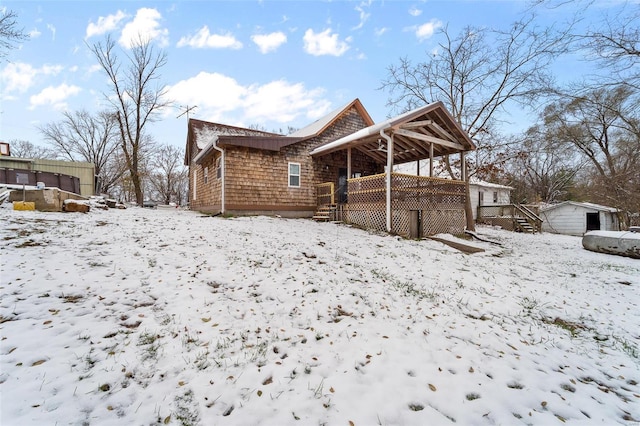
<box><xmin>1</xmin><ymin>204</ymin><xmax>639</xmax><ymax>425</ymax></box>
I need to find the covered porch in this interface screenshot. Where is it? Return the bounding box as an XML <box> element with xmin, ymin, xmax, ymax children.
<box><xmin>311</xmin><ymin>101</ymin><xmax>476</xmax><ymax>238</ymax></box>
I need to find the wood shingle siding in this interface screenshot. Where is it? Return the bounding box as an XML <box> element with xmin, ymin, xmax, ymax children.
<box><xmin>185</xmin><ymin>101</ymin><xmax>376</xmax><ymax>216</ymax></box>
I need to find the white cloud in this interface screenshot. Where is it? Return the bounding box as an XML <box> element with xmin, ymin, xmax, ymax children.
<box><xmin>353</xmin><ymin>1</ymin><xmax>372</xmax><ymax>30</ymax></box>
<box><xmin>29</xmin><ymin>83</ymin><xmax>81</xmax><ymax>110</ymax></box>
<box><xmin>167</xmin><ymin>72</ymin><xmax>247</xmax><ymax>114</ymax></box>
<box><xmin>244</xmin><ymin>80</ymin><xmax>326</xmax><ymax>122</ymax></box>
<box><xmin>177</xmin><ymin>26</ymin><xmax>243</xmax><ymax>49</ymax></box>
<box><xmin>87</xmin><ymin>64</ymin><xmax>103</xmax><ymax>74</ymax></box>
<box><xmin>409</xmin><ymin>6</ymin><xmax>422</xmax><ymax>17</ymax></box>
<box><xmin>41</xmin><ymin>64</ymin><xmax>64</xmax><ymax>75</ymax></box>
<box><xmin>47</xmin><ymin>24</ymin><xmax>56</xmax><ymax>41</ymax></box>
<box><xmin>416</xmin><ymin>19</ymin><xmax>442</xmax><ymax>41</ymax></box>
<box><xmin>166</xmin><ymin>72</ymin><xmax>330</xmax><ymax>126</ymax></box>
<box><xmin>29</xmin><ymin>28</ymin><xmax>41</xmax><ymax>38</ymax></box>
<box><xmin>303</xmin><ymin>28</ymin><xmax>351</xmax><ymax>57</ymax></box>
<box><xmin>119</xmin><ymin>8</ymin><xmax>169</xmax><ymax>48</ymax></box>
<box><xmin>375</xmin><ymin>27</ymin><xmax>388</xmax><ymax>37</ymax></box>
<box><xmin>0</xmin><ymin>62</ymin><xmax>63</xmax><ymax>94</ymax></box>
<box><xmin>85</xmin><ymin>10</ymin><xmax>128</xmax><ymax>39</ymax></box>
<box><xmin>251</xmin><ymin>32</ymin><xmax>287</xmax><ymax>54</ymax></box>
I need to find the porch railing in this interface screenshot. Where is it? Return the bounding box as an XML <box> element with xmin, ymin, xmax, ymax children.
<box><xmin>345</xmin><ymin>172</ymin><xmax>467</xmax><ymax>237</ymax></box>
<box><xmin>316</xmin><ymin>182</ymin><xmax>335</xmax><ymax>206</ymax></box>
<box><xmin>478</xmin><ymin>204</ymin><xmax>543</xmax><ymax>233</ymax></box>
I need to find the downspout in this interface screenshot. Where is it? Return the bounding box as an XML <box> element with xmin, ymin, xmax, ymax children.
<box><xmin>211</xmin><ymin>137</ymin><xmax>225</xmax><ymax>214</ymax></box>
<box><xmin>380</xmin><ymin>129</ymin><xmax>393</xmax><ymax>233</ymax></box>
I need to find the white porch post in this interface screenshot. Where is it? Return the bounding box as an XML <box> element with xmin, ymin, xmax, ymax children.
<box><xmin>429</xmin><ymin>143</ymin><xmax>434</xmax><ymax>177</ymax></box>
<box><xmin>386</xmin><ymin>134</ymin><xmax>394</xmax><ymax>232</ymax></box>
<box><xmin>461</xmin><ymin>151</ymin><xmax>466</xmax><ymax>181</ymax></box>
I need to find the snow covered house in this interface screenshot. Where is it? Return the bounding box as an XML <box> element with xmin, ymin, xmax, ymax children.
<box><xmin>184</xmin><ymin>99</ymin><xmax>476</xmax><ymax>237</ymax></box>
<box><xmin>540</xmin><ymin>201</ymin><xmax>621</xmax><ymax>236</ymax></box>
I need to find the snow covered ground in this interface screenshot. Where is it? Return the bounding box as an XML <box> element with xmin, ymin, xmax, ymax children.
<box><xmin>1</xmin><ymin>204</ymin><xmax>639</xmax><ymax>426</ymax></box>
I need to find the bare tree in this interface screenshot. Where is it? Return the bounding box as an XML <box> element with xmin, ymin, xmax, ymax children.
<box><xmin>147</xmin><ymin>144</ymin><xmax>187</xmax><ymax>205</ymax></box>
<box><xmin>541</xmin><ymin>85</ymin><xmax>640</xmax><ymax>219</ymax></box>
<box><xmin>0</xmin><ymin>9</ymin><xmax>28</xmax><ymax>60</ymax></box>
<box><xmin>579</xmin><ymin>2</ymin><xmax>639</xmax><ymax>88</ymax></box>
<box><xmin>39</xmin><ymin>110</ymin><xmax>125</xmax><ymax>194</ymax></box>
<box><xmin>507</xmin><ymin>126</ymin><xmax>584</xmax><ymax>204</ymax></box>
<box><xmin>7</xmin><ymin>139</ymin><xmax>51</xmax><ymax>158</ymax></box>
<box><xmin>89</xmin><ymin>34</ymin><xmax>170</xmax><ymax>205</ymax></box>
<box><xmin>381</xmin><ymin>14</ymin><xmax>570</xmax><ymax>229</ymax></box>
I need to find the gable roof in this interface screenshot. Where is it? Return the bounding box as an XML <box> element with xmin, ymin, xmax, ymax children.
<box><xmin>289</xmin><ymin>98</ymin><xmax>374</xmax><ymax>138</ymax></box>
<box><xmin>309</xmin><ymin>101</ymin><xmax>475</xmax><ymax>164</ymax></box>
<box><xmin>185</xmin><ymin>119</ymin><xmax>280</xmax><ymax>164</ymax></box>
<box><xmin>541</xmin><ymin>201</ymin><xmax>619</xmax><ymax>213</ymax></box>
<box><xmin>186</xmin><ymin>99</ymin><xmax>374</xmax><ymax>164</ymax></box>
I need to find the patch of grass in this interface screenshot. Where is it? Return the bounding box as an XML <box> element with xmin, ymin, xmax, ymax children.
<box><xmin>408</xmin><ymin>403</ymin><xmax>424</xmax><ymax>411</ymax></box>
<box><xmin>544</xmin><ymin>317</ymin><xmax>588</xmax><ymax>337</ymax></box>
<box><xmin>613</xmin><ymin>336</ymin><xmax>639</xmax><ymax>359</ymax></box>
<box><xmin>519</xmin><ymin>296</ymin><xmax>546</xmax><ymax>314</ymax></box>
<box><xmin>466</xmin><ymin>392</ymin><xmax>481</xmax><ymax>401</ymax></box>
<box><xmin>372</xmin><ymin>269</ymin><xmax>435</xmax><ymax>301</ymax></box>
<box><xmin>138</xmin><ymin>331</ymin><xmax>161</xmax><ymax>361</ymax></box>
<box><xmin>173</xmin><ymin>389</ymin><xmax>201</xmax><ymax>426</ymax></box>
<box><xmin>61</xmin><ymin>293</ymin><xmax>84</xmax><ymax>303</ymax></box>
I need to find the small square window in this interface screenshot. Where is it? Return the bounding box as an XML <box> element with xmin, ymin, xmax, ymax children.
<box><xmin>289</xmin><ymin>162</ymin><xmax>300</xmax><ymax>187</ymax></box>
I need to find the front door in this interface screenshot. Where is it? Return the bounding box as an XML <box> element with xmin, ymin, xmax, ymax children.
<box><xmin>586</xmin><ymin>212</ymin><xmax>600</xmax><ymax>231</ymax></box>
<box><xmin>338</xmin><ymin>168</ymin><xmax>348</xmax><ymax>203</ymax></box>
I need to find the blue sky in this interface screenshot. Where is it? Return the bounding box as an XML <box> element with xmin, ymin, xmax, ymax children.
<box><xmin>0</xmin><ymin>0</ymin><xmax>623</xmax><ymax>152</ymax></box>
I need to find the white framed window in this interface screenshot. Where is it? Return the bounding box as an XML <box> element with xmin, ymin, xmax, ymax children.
<box><xmin>204</xmin><ymin>166</ymin><xmax>209</xmax><ymax>184</ymax></box>
<box><xmin>215</xmin><ymin>157</ymin><xmax>222</xmax><ymax>179</ymax></box>
<box><xmin>193</xmin><ymin>172</ymin><xmax>197</xmax><ymax>200</ymax></box>
<box><xmin>288</xmin><ymin>162</ymin><xmax>301</xmax><ymax>187</ymax></box>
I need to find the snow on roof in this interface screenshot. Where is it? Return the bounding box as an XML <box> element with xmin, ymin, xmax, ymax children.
<box><xmin>191</xmin><ymin>120</ymin><xmax>279</xmax><ymax>150</ymax></box>
<box><xmin>541</xmin><ymin>201</ymin><xmax>619</xmax><ymax>213</ymax></box>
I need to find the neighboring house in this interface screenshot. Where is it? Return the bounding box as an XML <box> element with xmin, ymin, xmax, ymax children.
<box><xmin>469</xmin><ymin>179</ymin><xmax>512</xmax><ymax>220</ymax></box>
<box><xmin>0</xmin><ymin>156</ymin><xmax>95</xmax><ymax>196</ymax></box>
<box><xmin>540</xmin><ymin>201</ymin><xmax>621</xmax><ymax>236</ymax></box>
<box><xmin>185</xmin><ymin>99</ymin><xmax>476</xmax><ymax>238</ymax></box>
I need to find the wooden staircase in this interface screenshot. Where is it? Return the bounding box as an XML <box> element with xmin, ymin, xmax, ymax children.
<box><xmin>313</xmin><ymin>204</ymin><xmax>337</xmax><ymax>221</ymax></box>
<box><xmin>514</xmin><ymin>217</ymin><xmax>536</xmax><ymax>233</ymax></box>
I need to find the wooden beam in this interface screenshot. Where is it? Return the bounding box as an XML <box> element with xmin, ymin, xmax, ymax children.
<box><xmin>427</xmin><ymin>122</ymin><xmax>457</xmax><ymax>142</ymax></box>
<box><xmin>399</xmin><ymin>120</ymin><xmax>433</xmax><ymax>129</ymax></box>
<box><xmin>393</xmin><ymin>128</ymin><xmax>465</xmax><ymax>151</ymax></box>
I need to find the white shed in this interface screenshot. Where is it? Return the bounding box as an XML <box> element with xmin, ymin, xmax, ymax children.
<box><xmin>469</xmin><ymin>180</ymin><xmax>512</xmax><ymax>220</ymax></box>
<box><xmin>540</xmin><ymin>201</ymin><xmax>620</xmax><ymax>236</ymax></box>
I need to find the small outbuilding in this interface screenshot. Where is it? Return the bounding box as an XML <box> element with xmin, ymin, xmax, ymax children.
<box><xmin>540</xmin><ymin>201</ymin><xmax>621</xmax><ymax>236</ymax></box>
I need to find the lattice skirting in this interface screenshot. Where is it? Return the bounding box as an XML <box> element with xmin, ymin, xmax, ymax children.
<box><xmin>344</xmin><ymin>203</ymin><xmax>386</xmax><ymax>233</ymax></box>
<box><xmin>344</xmin><ymin>203</ymin><xmax>466</xmax><ymax>237</ymax></box>
<box><xmin>422</xmin><ymin>209</ymin><xmax>466</xmax><ymax>236</ymax></box>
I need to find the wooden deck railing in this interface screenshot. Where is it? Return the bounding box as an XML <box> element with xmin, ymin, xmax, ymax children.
<box><xmin>316</xmin><ymin>182</ymin><xmax>335</xmax><ymax>206</ymax></box>
<box><xmin>478</xmin><ymin>204</ymin><xmax>543</xmax><ymax>232</ymax></box>
<box><xmin>347</xmin><ymin>172</ymin><xmax>466</xmax><ymax>204</ymax></box>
